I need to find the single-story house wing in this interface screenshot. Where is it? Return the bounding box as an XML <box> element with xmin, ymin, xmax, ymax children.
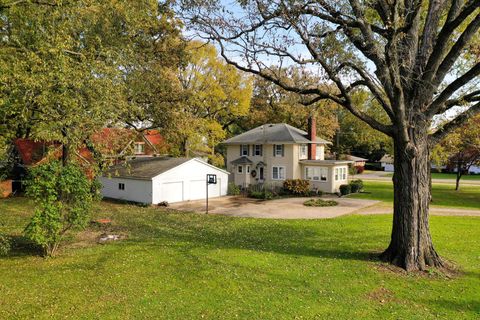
<box><xmin>100</xmin><ymin>156</ymin><xmax>229</xmax><ymax>204</ymax></box>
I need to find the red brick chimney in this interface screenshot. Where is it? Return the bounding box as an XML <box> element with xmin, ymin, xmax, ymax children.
<box><xmin>308</xmin><ymin>116</ymin><xmax>316</xmax><ymax>160</ymax></box>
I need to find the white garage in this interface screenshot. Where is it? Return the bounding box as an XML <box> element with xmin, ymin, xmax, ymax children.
<box><xmin>99</xmin><ymin>156</ymin><xmax>229</xmax><ymax>204</ymax></box>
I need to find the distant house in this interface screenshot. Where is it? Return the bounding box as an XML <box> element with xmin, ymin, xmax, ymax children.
<box><xmin>8</xmin><ymin>139</ymin><xmax>93</xmax><ymax>192</ymax></box>
<box><xmin>100</xmin><ymin>156</ymin><xmax>229</xmax><ymax>204</ymax></box>
<box><xmin>223</xmin><ymin>118</ymin><xmax>352</xmax><ymax>193</ymax></box>
<box><xmin>380</xmin><ymin>154</ymin><xmax>394</xmax><ymax>172</ymax></box>
<box><xmin>346</xmin><ymin>154</ymin><xmax>368</xmax><ymax>171</ymax></box>
<box><xmin>6</xmin><ymin>128</ymin><xmax>167</xmax><ymax>192</ymax></box>
<box><xmin>91</xmin><ymin>128</ymin><xmax>166</xmax><ymax>163</ymax></box>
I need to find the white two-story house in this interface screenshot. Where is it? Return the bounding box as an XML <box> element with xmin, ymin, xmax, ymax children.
<box><xmin>223</xmin><ymin>118</ymin><xmax>352</xmax><ymax>193</ymax></box>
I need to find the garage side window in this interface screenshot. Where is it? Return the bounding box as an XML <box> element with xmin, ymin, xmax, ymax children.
<box><xmin>118</xmin><ymin>183</ymin><xmax>125</xmax><ymax>190</ymax></box>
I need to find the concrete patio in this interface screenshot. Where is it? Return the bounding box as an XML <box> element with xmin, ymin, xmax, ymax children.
<box><xmin>169</xmin><ymin>195</ymin><xmax>380</xmax><ymax>219</ymax></box>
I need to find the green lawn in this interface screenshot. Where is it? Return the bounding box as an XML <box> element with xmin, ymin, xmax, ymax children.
<box><xmin>1</xmin><ymin>198</ymin><xmax>480</xmax><ymax>319</ymax></box>
<box><xmin>383</xmin><ymin>172</ymin><xmax>480</xmax><ymax>180</ymax></box>
<box><xmin>350</xmin><ymin>180</ymin><xmax>480</xmax><ymax>209</ymax></box>
<box><xmin>431</xmin><ymin>173</ymin><xmax>480</xmax><ymax>180</ymax></box>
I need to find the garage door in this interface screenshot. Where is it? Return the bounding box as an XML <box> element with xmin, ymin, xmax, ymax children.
<box><xmin>160</xmin><ymin>181</ymin><xmax>184</xmax><ymax>203</ymax></box>
<box><xmin>189</xmin><ymin>179</ymin><xmax>221</xmax><ymax>200</ymax></box>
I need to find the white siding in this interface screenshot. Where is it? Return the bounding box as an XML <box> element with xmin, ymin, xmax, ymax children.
<box><xmin>382</xmin><ymin>163</ymin><xmax>394</xmax><ymax>172</ymax></box>
<box><xmin>100</xmin><ymin>158</ymin><xmax>228</xmax><ymax>204</ymax></box>
<box><xmin>151</xmin><ymin>159</ymin><xmax>228</xmax><ymax>204</ymax></box>
<box><xmin>469</xmin><ymin>166</ymin><xmax>480</xmax><ymax>174</ymax></box>
<box><xmin>99</xmin><ymin>177</ymin><xmax>152</xmax><ymax>204</ymax></box>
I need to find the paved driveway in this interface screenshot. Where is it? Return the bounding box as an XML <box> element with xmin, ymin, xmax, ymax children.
<box><xmin>169</xmin><ymin>196</ymin><xmax>380</xmax><ymax>219</ymax></box>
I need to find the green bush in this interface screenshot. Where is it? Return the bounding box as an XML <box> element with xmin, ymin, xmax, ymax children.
<box><xmin>248</xmin><ymin>189</ymin><xmax>274</xmax><ymax>200</ymax></box>
<box><xmin>24</xmin><ymin>161</ymin><xmax>98</xmax><ymax>257</ymax></box>
<box><xmin>283</xmin><ymin>179</ymin><xmax>310</xmax><ymax>196</ymax></box>
<box><xmin>303</xmin><ymin>199</ymin><xmax>338</xmax><ymax>207</ymax></box>
<box><xmin>339</xmin><ymin>184</ymin><xmax>351</xmax><ymax>196</ymax></box>
<box><xmin>264</xmin><ymin>191</ymin><xmax>273</xmax><ymax>200</ymax></box>
<box><xmin>0</xmin><ymin>233</ymin><xmax>11</xmax><ymax>256</ymax></box>
<box><xmin>249</xmin><ymin>191</ymin><xmax>264</xmax><ymax>199</ymax></box>
<box><xmin>349</xmin><ymin>179</ymin><xmax>364</xmax><ymax>193</ymax></box>
<box><xmin>227</xmin><ymin>183</ymin><xmax>241</xmax><ymax>195</ymax></box>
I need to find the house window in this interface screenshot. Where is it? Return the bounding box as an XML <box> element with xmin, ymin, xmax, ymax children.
<box><xmin>240</xmin><ymin>144</ymin><xmax>249</xmax><ymax>156</ymax></box>
<box><xmin>299</xmin><ymin>144</ymin><xmax>308</xmax><ymax>159</ymax></box>
<box><xmin>254</xmin><ymin>144</ymin><xmax>263</xmax><ymax>156</ymax></box>
<box><xmin>134</xmin><ymin>142</ymin><xmax>145</xmax><ymax>154</ymax></box>
<box><xmin>305</xmin><ymin>167</ymin><xmax>328</xmax><ymax>182</ymax></box>
<box><xmin>335</xmin><ymin>168</ymin><xmax>347</xmax><ymax>181</ymax></box>
<box><xmin>272</xmin><ymin>166</ymin><xmax>286</xmax><ymax>180</ymax></box>
<box><xmin>274</xmin><ymin>144</ymin><xmax>284</xmax><ymax>157</ymax></box>
<box><xmin>246</xmin><ymin>165</ymin><xmax>250</xmax><ymax>173</ymax></box>
<box><xmin>118</xmin><ymin>183</ymin><xmax>125</xmax><ymax>190</ymax></box>
<box><xmin>237</xmin><ymin>165</ymin><xmax>243</xmax><ymax>174</ymax></box>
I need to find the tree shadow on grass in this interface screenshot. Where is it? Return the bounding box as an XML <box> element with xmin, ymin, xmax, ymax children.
<box><xmin>2</xmin><ymin>234</ymin><xmax>43</xmax><ymax>258</ymax></box>
<box><xmin>124</xmin><ymin>212</ymin><xmax>383</xmax><ymax>263</ymax></box>
<box><xmin>419</xmin><ymin>298</ymin><xmax>480</xmax><ymax>315</ymax></box>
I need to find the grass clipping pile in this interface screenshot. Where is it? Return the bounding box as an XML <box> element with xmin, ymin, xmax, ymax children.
<box><xmin>303</xmin><ymin>199</ymin><xmax>338</xmax><ymax>207</ymax></box>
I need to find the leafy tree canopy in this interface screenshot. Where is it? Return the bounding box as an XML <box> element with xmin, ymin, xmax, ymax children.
<box><xmin>0</xmin><ymin>0</ymin><xmax>185</xmax><ymax>163</ymax></box>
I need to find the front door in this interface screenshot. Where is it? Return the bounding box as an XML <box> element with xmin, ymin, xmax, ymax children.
<box><xmin>259</xmin><ymin>167</ymin><xmax>264</xmax><ymax>180</ymax></box>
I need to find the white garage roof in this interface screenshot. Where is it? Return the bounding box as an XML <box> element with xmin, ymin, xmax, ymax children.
<box><xmin>104</xmin><ymin>156</ymin><xmax>229</xmax><ymax>180</ymax></box>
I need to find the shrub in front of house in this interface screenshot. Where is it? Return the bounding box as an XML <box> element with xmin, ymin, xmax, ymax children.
<box><xmin>349</xmin><ymin>179</ymin><xmax>364</xmax><ymax>193</ymax></box>
<box><xmin>339</xmin><ymin>184</ymin><xmax>351</xmax><ymax>196</ymax></box>
<box><xmin>248</xmin><ymin>190</ymin><xmax>274</xmax><ymax>200</ymax></box>
<box><xmin>283</xmin><ymin>179</ymin><xmax>310</xmax><ymax>196</ymax></box>
<box><xmin>303</xmin><ymin>199</ymin><xmax>338</xmax><ymax>207</ymax></box>
<box><xmin>227</xmin><ymin>182</ymin><xmax>241</xmax><ymax>196</ymax></box>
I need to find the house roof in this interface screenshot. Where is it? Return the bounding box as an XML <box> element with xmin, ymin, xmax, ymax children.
<box><xmin>230</xmin><ymin>156</ymin><xmax>254</xmax><ymax>165</ymax></box>
<box><xmin>223</xmin><ymin>123</ymin><xmax>331</xmax><ymax>145</ymax></box>
<box><xmin>103</xmin><ymin>156</ymin><xmax>229</xmax><ymax>180</ymax></box>
<box><xmin>299</xmin><ymin>160</ymin><xmax>353</xmax><ymax>166</ymax></box>
<box><xmin>143</xmin><ymin>130</ymin><xmax>164</xmax><ymax>146</ymax></box>
<box><xmin>104</xmin><ymin>156</ymin><xmax>191</xmax><ymax>180</ymax></box>
<box><xmin>13</xmin><ymin>139</ymin><xmax>61</xmax><ymax>165</ymax></box>
<box><xmin>346</xmin><ymin>155</ymin><xmax>368</xmax><ymax>162</ymax></box>
<box><xmin>380</xmin><ymin>154</ymin><xmax>394</xmax><ymax>164</ymax></box>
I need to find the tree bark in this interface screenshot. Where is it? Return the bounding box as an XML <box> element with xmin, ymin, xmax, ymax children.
<box><xmin>380</xmin><ymin>126</ymin><xmax>444</xmax><ymax>271</ymax></box>
<box><xmin>455</xmin><ymin>162</ymin><xmax>462</xmax><ymax>191</ymax></box>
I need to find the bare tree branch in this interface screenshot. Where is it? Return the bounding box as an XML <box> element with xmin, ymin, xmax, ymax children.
<box><xmin>429</xmin><ymin>101</ymin><xmax>480</xmax><ymax>145</ymax></box>
<box><xmin>427</xmin><ymin>62</ymin><xmax>480</xmax><ymax>117</ymax></box>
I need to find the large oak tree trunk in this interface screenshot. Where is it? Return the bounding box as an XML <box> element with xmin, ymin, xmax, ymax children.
<box><xmin>380</xmin><ymin>126</ymin><xmax>444</xmax><ymax>271</ymax></box>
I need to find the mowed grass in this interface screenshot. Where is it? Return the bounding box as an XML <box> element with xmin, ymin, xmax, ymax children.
<box><xmin>383</xmin><ymin>173</ymin><xmax>480</xmax><ymax>180</ymax></box>
<box><xmin>1</xmin><ymin>197</ymin><xmax>480</xmax><ymax>319</ymax></box>
<box><xmin>350</xmin><ymin>180</ymin><xmax>480</xmax><ymax>209</ymax></box>
<box><xmin>430</xmin><ymin>173</ymin><xmax>480</xmax><ymax>180</ymax></box>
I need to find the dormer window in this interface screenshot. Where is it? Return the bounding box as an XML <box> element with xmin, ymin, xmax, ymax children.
<box><xmin>134</xmin><ymin>142</ymin><xmax>145</xmax><ymax>154</ymax></box>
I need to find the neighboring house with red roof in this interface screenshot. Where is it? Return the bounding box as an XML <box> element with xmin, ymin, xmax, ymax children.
<box><xmin>91</xmin><ymin>128</ymin><xmax>166</xmax><ymax>161</ymax></box>
<box><xmin>5</xmin><ymin>128</ymin><xmax>167</xmax><ymax>193</ymax></box>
